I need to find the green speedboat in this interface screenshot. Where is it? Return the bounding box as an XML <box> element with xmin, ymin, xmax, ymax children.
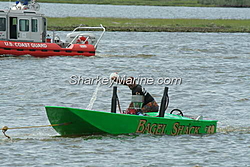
<box><xmin>45</xmin><ymin>87</ymin><xmax>217</xmax><ymax>136</ymax></box>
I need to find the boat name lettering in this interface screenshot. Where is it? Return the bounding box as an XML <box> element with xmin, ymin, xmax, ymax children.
<box><xmin>15</xmin><ymin>42</ymin><xmax>30</xmax><ymax>47</ymax></box>
<box><xmin>136</xmin><ymin>119</ymin><xmax>167</xmax><ymax>135</ymax></box>
<box><xmin>171</xmin><ymin>122</ymin><xmax>201</xmax><ymax>135</ymax></box>
<box><xmin>205</xmin><ymin>125</ymin><xmax>216</xmax><ymax>134</ymax></box>
<box><xmin>30</xmin><ymin>43</ymin><xmax>48</xmax><ymax>48</ymax></box>
<box><xmin>4</xmin><ymin>42</ymin><xmax>47</xmax><ymax>48</ymax></box>
<box><xmin>4</xmin><ymin>42</ymin><xmax>14</xmax><ymax>47</ymax></box>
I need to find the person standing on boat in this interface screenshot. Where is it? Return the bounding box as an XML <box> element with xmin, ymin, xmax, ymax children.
<box><xmin>110</xmin><ymin>73</ymin><xmax>159</xmax><ymax>115</ymax></box>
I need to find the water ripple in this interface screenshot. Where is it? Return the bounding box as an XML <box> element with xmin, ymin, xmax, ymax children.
<box><xmin>1</xmin><ymin>2</ymin><xmax>250</xmax><ymax>19</ymax></box>
<box><xmin>0</xmin><ymin>32</ymin><xmax>249</xmax><ymax>166</ymax></box>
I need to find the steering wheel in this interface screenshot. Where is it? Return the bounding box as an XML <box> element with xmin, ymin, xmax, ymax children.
<box><xmin>170</xmin><ymin>109</ymin><xmax>183</xmax><ymax>117</ymax></box>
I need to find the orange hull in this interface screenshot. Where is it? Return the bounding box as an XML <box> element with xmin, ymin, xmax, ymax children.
<box><xmin>0</xmin><ymin>41</ymin><xmax>95</xmax><ymax>57</ymax></box>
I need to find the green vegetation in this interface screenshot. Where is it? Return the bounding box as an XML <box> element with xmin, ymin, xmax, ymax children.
<box><xmin>47</xmin><ymin>17</ymin><xmax>250</xmax><ymax>32</ymax></box>
<box><xmin>2</xmin><ymin>0</ymin><xmax>250</xmax><ymax>7</ymax></box>
<box><xmin>38</xmin><ymin>0</ymin><xmax>202</xmax><ymax>6</ymax></box>
<box><xmin>0</xmin><ymin>0</ymin><xmax>213</xmax><ymax>7</ymax></box>
<box><xmin>198</xmin><ymin>0</ymin><xmax>250</xmax><ymax>7</ymax></box>
<box><xmin>1</xmin><ymin>1</ymin><xmax>249</xmax><ymax>32</ymax></box>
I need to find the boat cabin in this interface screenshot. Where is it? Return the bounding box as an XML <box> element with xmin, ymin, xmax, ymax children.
<box><xmin>0</xmin><ymin>9</ymin><xmax>46</xmax><ymax>43</ymax></box>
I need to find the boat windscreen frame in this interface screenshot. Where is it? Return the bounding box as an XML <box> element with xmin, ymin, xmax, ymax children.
<box><xmin>9</xmin><ymin>17</ymin><xmax>18</xmax><ymax>39</ymax></box>
<box><xmin>42</xmin><ymin>17</ymin><xmax>46</xmax><ymax>43</ymax></box>
<box><xmin>0</xmin><ymin>16</ymin><xmax>7</xmax><ymax>40</ymax></box>
<box><xmin>68</xmin><ymin>24</ymin><xmax>105</xmax><ymax>49</ymax></box>
<box><xmin>0</xmin><ymin>17</ymin><xmax>6</xmax><ymax>31</ymax></box>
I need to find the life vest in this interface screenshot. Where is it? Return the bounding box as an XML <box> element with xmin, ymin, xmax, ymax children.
<box><xmin>76</xmin><ymin>36</ymin><xmax>88</xmax><ymax>44</ymax></box>
<box><xmin>125</xmin><ymin>108</ymin><xmax>137</xmax><ymax>114</ymax></box>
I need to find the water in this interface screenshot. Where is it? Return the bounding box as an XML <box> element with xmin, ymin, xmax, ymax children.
<box><xmin>86</xmin><ymin>82</ymin><xmax>101</xmax><ymax>110</ymax></box>
<box><xmin>1</xmin><ymin>2</ymin><xmax>250</xmax><ymax>19</ymax></box>
<box><xmin>0</xmin><ymin>31</ymin><xmax>249</xmax><ymax>166</ymax></box>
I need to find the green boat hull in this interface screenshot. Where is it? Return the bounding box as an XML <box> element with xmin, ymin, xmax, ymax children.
<box><xmin>45</xmin><ymin>106</ymin><xmax>217</xmax><ymax>136</ymax></box>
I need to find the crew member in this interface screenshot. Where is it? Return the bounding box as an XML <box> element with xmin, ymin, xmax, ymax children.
<box><xmin>111</xmin><ymin>73</ymin><xmax>159</xmax><ymax>115</ymax></box>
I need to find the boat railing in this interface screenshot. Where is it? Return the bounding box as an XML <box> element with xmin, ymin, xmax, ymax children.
<box><xmin>66</xmin><ymin>34</ymin><xmax>90</xmax><ymax>48</ymax></box>
<box><xmin>82</xmin><ymin>36</ymin><xmax>90</xmax><ymax>44</ymax></box>
<box><xmin>66</xmin><ymin>24</ymin><xmax>105</xmax><ymax>49</ymax></box>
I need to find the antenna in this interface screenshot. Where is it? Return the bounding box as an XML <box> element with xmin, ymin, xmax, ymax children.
<box><xmin>9</xmin><ymin>0</ymin><xmax>11</xmax><ymax>9</ymax></box>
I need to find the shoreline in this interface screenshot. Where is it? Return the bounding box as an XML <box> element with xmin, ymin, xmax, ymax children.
<box><xmin>47</xmin><ymin>17</ymin><xmax>250</xmax><ymax>33</ymax></box>
<box><xmin>1</xmin><ymin>0</ymin><xmax>250</xmax><ymax>7</ymax></box>
<box><xmin>0</xmin><ymin>0</ymin><xmax>215</xmax><ymax>7</ymax></box>
<box><xmin>48</xmin><ymin>26</ymin><xmax>250</xmax><ymax>33</ymax></box>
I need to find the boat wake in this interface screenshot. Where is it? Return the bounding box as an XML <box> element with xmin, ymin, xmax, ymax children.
<box><xmin>96</xmin><ymin>54</ymin><xmax>157</xmax><ymax>58</ymax></box>
<box><xmin>86</xmin><ymin>82</ymin><xmax>101</xmax><ymax>110</ymax></box>
<box><xmin>217</xmin><ymin>126</ymin><xmax>250</xmax><ymax>134</ymax></box>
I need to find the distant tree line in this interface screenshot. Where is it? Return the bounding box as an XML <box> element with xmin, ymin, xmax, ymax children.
<box><xmin>198</xmin><ymin>0</ymin><xmax>250</xmax><ymax>7</ymax></box>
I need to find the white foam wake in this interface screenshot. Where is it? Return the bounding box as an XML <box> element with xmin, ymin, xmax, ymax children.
<box><xmin>86</xmin><ymin>82</ymin><xmax>101</xmax><ymax>110</ymax></box>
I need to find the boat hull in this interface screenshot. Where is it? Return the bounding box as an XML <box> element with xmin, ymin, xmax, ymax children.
<box><xmin>45</xmin><ymin>106</ymin><xmax>217</xmax><ymax>136</ymax></box>
<box><xmin>0</xmin><ymin>41</ymin><xmax>95</xmax><ymax>57</ymax></box>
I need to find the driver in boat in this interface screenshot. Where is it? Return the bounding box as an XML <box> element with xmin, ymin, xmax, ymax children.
<box><xmin>110</xmin><ymin>73</ymin><xmax>159</xmax><ymax>115</ymax></box>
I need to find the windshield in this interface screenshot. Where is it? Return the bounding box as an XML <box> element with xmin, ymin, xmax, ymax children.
<box><xmin>0</xmin><ymin>18</ymin><xmax>6</xmax><ymax>31</ymax></box>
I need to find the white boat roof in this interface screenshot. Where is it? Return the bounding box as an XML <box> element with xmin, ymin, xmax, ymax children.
<box><xmin>67</xmin><ymin>32</ymin><xmax>96</xmax><ymax>38</ymax></box>
<box><xmin>0</xmin><ymin>9</ymin><xmax>44</xmax><ymax>17</ymax></box>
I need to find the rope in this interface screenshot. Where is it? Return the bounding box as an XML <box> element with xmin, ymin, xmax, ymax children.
<box><xmin>2</xmin><ymin>126</ymin><xmax>10</xmax><ymax>139</ymax></box>
<box><xmin>1</xmin><ymin>122</ymin><xmax>71</xmax><ymax>139</ymax></box>
<box><xmin>1</xmin><ymin>122</ymin><xmax>71</xmax><ymax>131</ymax></box>
<box><xmin>117</xmin><ymin>98</ymin><xmax>123</xmax><ymax>114</ymax></box>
